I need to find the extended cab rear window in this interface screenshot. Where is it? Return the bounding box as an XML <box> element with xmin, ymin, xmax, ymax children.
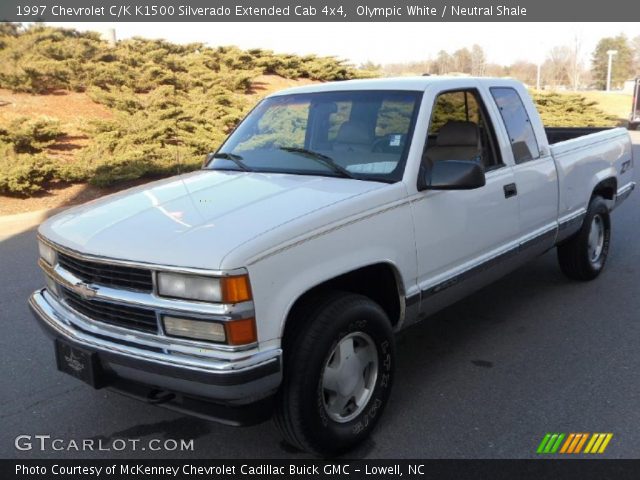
<box><xmin>490</xmin><ymin>87</ymin><xmax>540</xmax><ymax>164</ymax></box>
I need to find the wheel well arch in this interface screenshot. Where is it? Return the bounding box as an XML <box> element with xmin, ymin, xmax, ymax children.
<box><xmin>592</xmin><ymin>177</ymin><xmax>617</xmax><ymax>201</ymax></box>
<box><xmin>282</xmin><ymin>262</ymin><xmax>405</xmax><ymax>340</ymax></box>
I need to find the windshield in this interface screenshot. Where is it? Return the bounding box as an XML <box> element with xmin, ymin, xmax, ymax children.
<box><xmin>208</xmin><ymin>90</ymin><xmax>423</xmax><ymax>182</ymax></box>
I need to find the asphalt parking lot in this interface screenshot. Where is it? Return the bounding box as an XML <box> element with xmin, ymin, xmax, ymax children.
<box><xmin>1</xmin><ymin>132</ymin><xmax>639</xmax><ymax>459</ymax></box>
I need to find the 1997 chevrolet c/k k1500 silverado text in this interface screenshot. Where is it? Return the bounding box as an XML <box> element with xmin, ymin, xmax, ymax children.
<box><xmin>30</xmin><ymin>77</ymin><xmax>635</xmax><ymax>455</ymax></box>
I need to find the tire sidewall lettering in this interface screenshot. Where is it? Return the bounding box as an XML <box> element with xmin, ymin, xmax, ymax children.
<box><xmin>314</xmin><ymin>312</ymin><xmax>393</xmax><ymax>438</ymax></box>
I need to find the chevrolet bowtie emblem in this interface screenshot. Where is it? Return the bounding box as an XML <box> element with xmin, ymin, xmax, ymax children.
<box><xmin>72</xmin><ymin>282</ymin><xmax>98</xmax><ymax>300</ymax></box>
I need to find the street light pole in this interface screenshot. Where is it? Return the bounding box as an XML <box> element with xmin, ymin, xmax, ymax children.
<box><xmin>606</xmin><ymin>49</ymin><xmax>618</xmax><ymax>92</ymax></box>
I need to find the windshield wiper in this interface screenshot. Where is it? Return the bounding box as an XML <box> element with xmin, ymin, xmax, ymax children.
<box><xmin>279</xmin><ymin>147</ymin><xmax>356</xmax><ymax>179</ymax></box>
<box><xmin>210</xmin><ymin>152</ymin><xmax>253</xmax><ymax>172</ymax></box>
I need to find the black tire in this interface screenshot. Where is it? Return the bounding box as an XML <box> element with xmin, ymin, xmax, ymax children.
<box><xmin>557</xmin><ymin>196</ymin><xmax>611</xmax><ymax>281</ymax></box>
<box><xmin>274</xmin><ymin>291</ymin><xmax>395</xmax><ymax>456</ymax></box>
<box><xmin>628</xmin><ymin>122</ymin><xmax>638</xmax><ymax>131</ymax></box>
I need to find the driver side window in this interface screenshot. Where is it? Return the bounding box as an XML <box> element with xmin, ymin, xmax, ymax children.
<box><xmin>423</xmin><ymin>89</ymin><xmax>502</xmax><ymax>171</ymax></box>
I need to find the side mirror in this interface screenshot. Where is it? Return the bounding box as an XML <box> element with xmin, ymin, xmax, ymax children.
<box><xmin>203</xmin><ymin>152</ymin><xmax>215</xmax><ymax>168</ymax></box>
<box><xmin>420</xmin><ymin>160</ymin><xmax>486</xmax><ymax>191</ymax></box>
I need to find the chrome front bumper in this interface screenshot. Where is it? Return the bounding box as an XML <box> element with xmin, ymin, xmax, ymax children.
<box><xmin>29</xmin><ymin>288</ymin><xmax>282</xmax><ymax>413</ymax></box>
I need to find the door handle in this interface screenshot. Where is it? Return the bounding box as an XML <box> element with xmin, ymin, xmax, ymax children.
<box><xmin>503</xmin><ymin>183</ymin><xmax>518</xmax><ymax>198</ymax></box>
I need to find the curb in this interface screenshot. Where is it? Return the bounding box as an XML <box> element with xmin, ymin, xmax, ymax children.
<box><xmin>0</xmin><ymin>206</ymin><xmax>67</xmax><ymax>239</ymax></box>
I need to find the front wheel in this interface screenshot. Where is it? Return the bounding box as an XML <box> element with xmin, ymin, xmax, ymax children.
<box><xmin>274</xmin><ymin>292</ymin><xmax>395</xmax><ymax>456</ymax></box>
<box><xmin>557</xmin><ymin>196</ymin><xmax>611</xmax><ymax>281</ymax></box>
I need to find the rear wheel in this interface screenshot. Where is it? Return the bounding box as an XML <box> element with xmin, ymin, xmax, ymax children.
<box><xmin>628</xmin><ymin>122</ymin><xmax>638</xmax><ymax>131</ymax></box>
<box><xmin>557</xmin><ymin>196</ymin><xmax>611</xmax><ymax>281</ymax></box>
<box><xmin>274</xmin><ymin>292</ymin><xmax>395</xmax><ymax>456</ymax></box>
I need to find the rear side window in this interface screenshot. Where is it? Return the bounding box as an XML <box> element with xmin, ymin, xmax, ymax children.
<box><xmin>490</xmin><ymin>87</ymin><xmax>540</xmax><ymax>164</ymax></box>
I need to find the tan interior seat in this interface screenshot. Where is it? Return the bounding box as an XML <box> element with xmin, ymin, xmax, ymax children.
<box><xmin>423</xmin><ymin>120</ymin><xmax>481</xmax><ymax>168</ymax></box>
<box><xmin>333</xmin><ymin>121</ymin><xmax>373</xmax><ymax>152</ymax></box>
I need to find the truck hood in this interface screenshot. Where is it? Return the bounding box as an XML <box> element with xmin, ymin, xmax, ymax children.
<box><xmin>39</xmin><ymin>170</ymin><xmax>386</xmax><ymax>269</ymax></box>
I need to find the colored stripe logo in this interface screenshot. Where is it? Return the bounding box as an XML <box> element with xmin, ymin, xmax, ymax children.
<box><xmin>537</xmin><ymin>433</ymin><xmax>613</xmax><ymax>454</ymax></box>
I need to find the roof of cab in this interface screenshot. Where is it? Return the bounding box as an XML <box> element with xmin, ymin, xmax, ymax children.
<box><xmin>267</xmin><ymin>76</ymin><xmax>522</xmax><ymax>96</ymax></box>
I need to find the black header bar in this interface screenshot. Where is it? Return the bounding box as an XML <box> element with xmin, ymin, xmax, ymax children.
<box><xmin>0</xmin><ymin>0</ymin><xmax>639</xmax><ymax>22</ymax></box>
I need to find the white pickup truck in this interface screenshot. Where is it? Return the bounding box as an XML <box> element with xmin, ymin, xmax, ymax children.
<box><xmin>30</xmin><ymin>77</ymin><xmax>635</xmax><ymax>455</ymax></box>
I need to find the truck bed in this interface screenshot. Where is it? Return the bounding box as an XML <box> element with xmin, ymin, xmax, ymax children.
<box><xmin>548</xmin><ymin>127</ymin><xmax>633</xmax><ymax>220</ymax></box>
<box><xmin>545</xmin><ymin>127</ymin><xmax>615</xmax><ymax>145</ymax></box>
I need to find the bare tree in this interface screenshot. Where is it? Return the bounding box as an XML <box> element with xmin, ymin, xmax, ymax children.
<box><xmin>470</xmin><ymin>44</ymin><xmax>486</xmax><ymax>76</ymax></box>
<box><xmin>567</xmin><ymin>34</ymin><xmax>584</xmax><ymax>90</ymax></box>
<box><xmin>452</xmin><ymin>48</ymin><xmax>472</xmax><ymax>74</ymax></box>
<box><xmin>632</xmin><ymin>35</ymin><xmax>640</xmax><ymax>75</ymax></box>
<box><xmin>434</xmin><ymin>50</ymin><xmax>452</xmax><ymax>75</ymax></box>
<box><xmin>484</xmin><ymin>63</ymin><xmax>506</xmax><ymax>77</ymax></box>
<box><xmin>507</xmin><ymin>61</ymin><xmax>538</xmax><ymax>86</ymax></box>
<box><xmin>544</xmin><ymin>46</ymin><xmax>572</xmax><ymax>88</ymax></box>
<box><xmin>382</xmin><ymin>60</ymin><xmax>432</xmax><ymax>76</ymax></box>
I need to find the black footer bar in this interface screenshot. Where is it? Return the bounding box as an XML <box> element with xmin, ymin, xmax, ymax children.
<box><xmin>5</xmin><ymin>459</ymin><xmax>640</xmax><ymax>480</ymax></box>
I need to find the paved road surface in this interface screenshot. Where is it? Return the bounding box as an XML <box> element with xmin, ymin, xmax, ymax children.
<box><xmin>1</xmin><ymin>133</ymin><xmax>638</xmax><ymax>459</ymax></box>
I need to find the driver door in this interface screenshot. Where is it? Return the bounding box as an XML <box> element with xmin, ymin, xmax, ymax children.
<box><xmin>410</xmin><ymin>88</ymin><xmax>520</xmax><ymax>318</ymax></box>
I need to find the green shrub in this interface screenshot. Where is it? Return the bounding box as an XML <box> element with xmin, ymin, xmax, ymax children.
<box><xmin>0</xmin><ymin>145</ymin><xmax>58</xmax><ymax>195</ymax></box>
<box><xmin>77</xmin><ymin>85</ymin><xmax>248</xmax><ymax>186</ymax></box>
<box><xmin>0</xmin><ymin>116</ymin><xmax>66</xmax><ymax>195</ymax></box>
<box><xmin>0</xmin><ymin>116</ymin><xmax>63</xmax><ymax>153</ymax></box>
<box><xmin>0</xmin><ymin>26</ymin><xmax>101</xmax><ymax>93</ymax></box>
<box><xmin>0</xmin><ymin>25</ymin><xmax>365</xmax><ymax>95</ymax></box>
<box><xmin>0</xmin><ymin>24</ymin><xmax>371</xmax><ymax>194</ymax></box>
<box><xmin>532</xmin><ymin>92</ymin><xmax>618</xmax><ymax>127</ymax></box>
<box><xmin>0</xmin><ymin>23</ymin><xmax>376</xmax><ymax>193</ymax></box>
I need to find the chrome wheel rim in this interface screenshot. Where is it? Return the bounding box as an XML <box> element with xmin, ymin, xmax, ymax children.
<box><xmin>588</xmin><ymin>214</ymin><xmax>605</xmax><ymax>263</ymax></box>
<box><xmin>321</xmin><ymin>332</ymin><xmax>379</xmax><ymax>423</ymax></box>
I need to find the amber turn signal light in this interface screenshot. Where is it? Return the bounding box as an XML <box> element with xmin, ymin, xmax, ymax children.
<box><xmin>221</xmin><ymin>275</ymin><xmax>252</xmax><ymax>303</ymax></box>
<box><xmin>225</xmin><ymin>318</ymin><xmax>257</xmax><ymax>345</ymax></box>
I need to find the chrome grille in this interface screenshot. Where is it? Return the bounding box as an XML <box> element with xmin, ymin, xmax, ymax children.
<box><xmin>58</xmin><ymin>252</ymin><xmax>153</xmax><ymax>292</ymax></box>
<box><xmin>62</xmin><ymin>287</ymin><xmax>158</xmax><ymax>333</ymax></box>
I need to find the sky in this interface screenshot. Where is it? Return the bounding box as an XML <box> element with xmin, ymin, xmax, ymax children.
<box><xmin>50</xmin><ymin>22</ymin><xmax>639</xmax><ymax>67</ymax></box>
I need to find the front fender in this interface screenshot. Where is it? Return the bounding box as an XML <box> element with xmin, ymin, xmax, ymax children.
<box><xmin>245</xmin><ymin>200</ymin><xmax>417</xmax><ymax>344</ymax></box>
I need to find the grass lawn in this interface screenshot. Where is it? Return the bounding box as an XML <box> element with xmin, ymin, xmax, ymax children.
<box><xmin>563</xmin><ymin>90</ymin><xmax>632</xmax><ymax>123</ymax></box>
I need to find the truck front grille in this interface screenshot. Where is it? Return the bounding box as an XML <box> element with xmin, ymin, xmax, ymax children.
<box><xmin>58</xmin><ymin>252</ymin><xmax>153</xmax><ymax>292</ymax></box>
<box><xmin>62</xmin><ymin>287</ymin><xmax>158</xmax><ymax>333</ymax></box>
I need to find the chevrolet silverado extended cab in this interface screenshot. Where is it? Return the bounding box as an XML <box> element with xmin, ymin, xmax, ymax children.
<box><xmin>30</xmin><ymin>77</ymin><xmax>635</xmax><ymax>455</ymax></box>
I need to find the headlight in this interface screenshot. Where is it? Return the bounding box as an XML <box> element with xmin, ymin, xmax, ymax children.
<box><xmin>163</xmin><ymin>316</ymin><xmax>226</xmax><ymax>343</ymax></box>
<box><xmin>156</xmin><ymin>272</ymin><xmax>251</xmax><ymax>303</ymax></box>
<box><xmin>157</xmin><ymin>272</ymin><xmax>221</xmax><ymax>302</ymax></box>
<box><xmin>38</xmin><ymin>240</ymin><xmax>57</xmax><ymax>266</ymax></box>
<box><xmin>163</xmin><ymin>316</ymin><xmax>257</xmax><ymax>345</ymax></box>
